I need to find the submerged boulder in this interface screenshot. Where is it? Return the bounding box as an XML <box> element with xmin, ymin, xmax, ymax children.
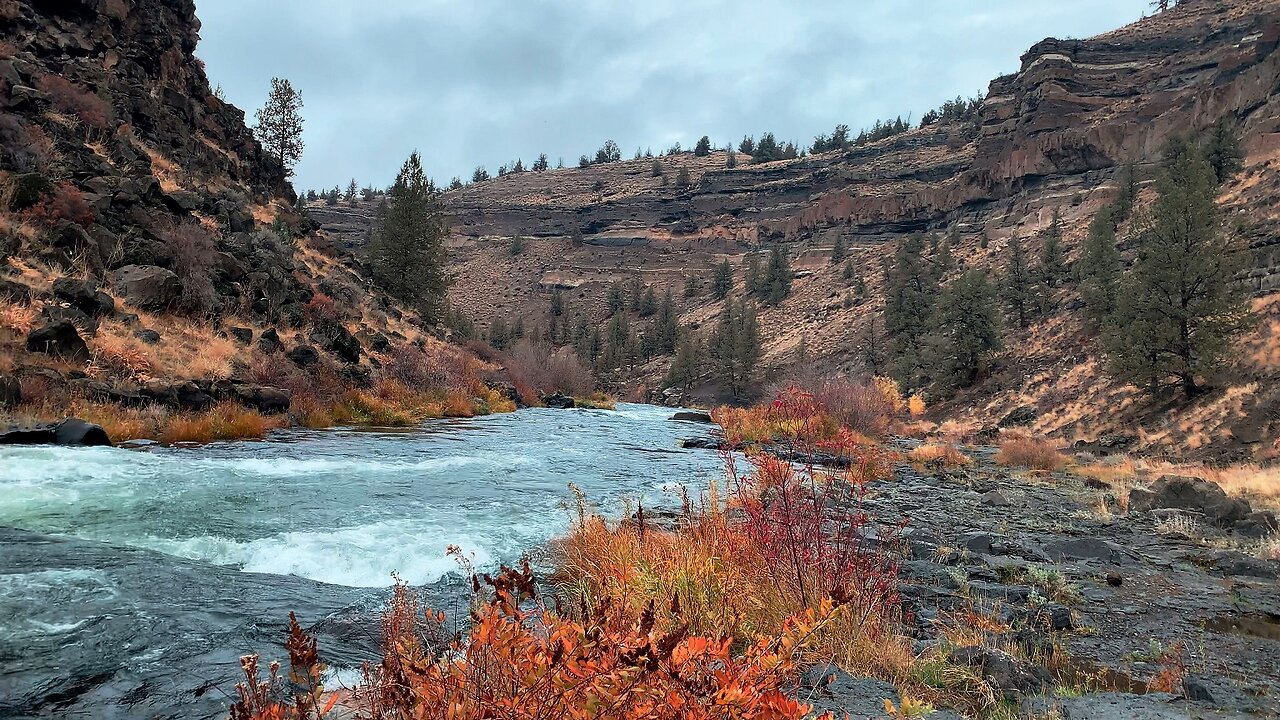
<box><xmin>544</xmin><ymin>392</ymin><xmax>576</xmax><ymax>409</ymax></box>
<box><xmin>671</xmin><ymin>410</ymin><xmax>713</xmax><ymax>423</ymax></box>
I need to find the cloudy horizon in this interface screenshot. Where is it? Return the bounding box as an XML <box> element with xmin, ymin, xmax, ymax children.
<box><xmin>194</xmin><ymin>1</ymin><xmax>1152</xmax><ymax>193</ymax></box>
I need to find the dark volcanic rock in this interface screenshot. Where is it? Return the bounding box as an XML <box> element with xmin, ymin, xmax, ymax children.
<box><xmin>25</xmin><ymin>321</ymin><xmax>89</xmax><ymax>362</ymax></box>
<box><xmin>671</xmin><ymin>410</ymin><xmax>713</xmax><ymax>423</ymax></box>
<box><xmin>544</xmin><ymin>392</ymin><xmax>576</xmax><ymax>409</ymax></box>
<box><xmin>286</xmin><ymin>345</ymin><xmax>320</xmax><ymax>367</ymax></box>
<box><xmin>1129</xmin><ymin>475</ymin><xmax>1252</xmax><ymax>527</ymax></box>
<box><xmin>258</xmin><ymin>328</ymin><xmax>282</xmax><ymax>354</ymax></box>
<box><xmin>948</xmin><ymin>646</ymin><xmax>1050</xmax><ymax>700</ymax></box>
<box><xmin>0</xmin><ymin>374</ymin><xmax>19</xmax><ymax>408</ymax></box>
<box><xmin>1021</xmin><ymin>692</ymin><xmax>1189</xmax><ymax>719</ymax></box>
<box><xmin>228</xmin><ymin>327</ymin><xmax>254</xmax><ymax>344</ymax></box>
<box><xmin>110</xmin><ymin>265</ymin><xmax>181</xmax><ymax>310</ymax></box>
<box><xmin>53</xmin><ymin>419</ymin><xmax>112</xmax><ymax>446</ymax></box>
<box><xmin>51</xmin><ymin>277</ymin><xmax>115</xmax><ymax>317</ymax></box>
<box><xmin>229</xmin><ymin>385</ymin><xmax>291</xmax><ymax>414</ymax></box>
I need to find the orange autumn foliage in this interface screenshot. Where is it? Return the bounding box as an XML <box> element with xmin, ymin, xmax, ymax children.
<box><xmin>233</xmin><ymin>565</ymin><xmax>846</xmax><ymax>720</ymax></box>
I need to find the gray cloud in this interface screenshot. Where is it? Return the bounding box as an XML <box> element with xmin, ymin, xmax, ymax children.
<box><xmin>193</xmin><ymin>0</ymin><xmax>1152</xmax><ymax>192</ymax></box>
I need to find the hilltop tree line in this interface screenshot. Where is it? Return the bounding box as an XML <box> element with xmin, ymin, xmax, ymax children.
<box><xmin>875</xmin><ymin>118</ymin><xmax>1250</xmax><ymax>399</ymax></box>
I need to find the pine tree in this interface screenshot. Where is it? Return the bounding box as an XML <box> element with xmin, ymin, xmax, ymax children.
<box><xmin>831</xmin><ymin>235</ymin><xmax>847</xmax><ymax>263</ymax></box>
<box><xmin>369</xmin><ymin>151</ymin><xmax>448</xmax><ymax>320</ymax></box>
<box><xmin>675</xmin><ymin>167</ymin><xmax>691</xmax><ymax>188</ymax></box>
<box><xmin>472</xmin><ymin>166</ymin><xmax>490</xmax><ymax>183</ymax></box>
<box><xmin>1103</xmin><ymin>139</ymin><xmax>1253</xmax><ymax>396</ymax></box>
<box><xmin>254</xmin><ymin>77</ymin><xmax>304</xmax><ymax>177</ymax></box>
<box><xmin>1038</xmin><ymin>209</ymin><xmax>1068</xmax><ymax>290</ymax></box>
<box><xmin>726</xmin><ymin>148</ymin><xmax>738</xmax><ymax>169</ymax></box>
<box><xmin>550</xmin><ymin>288</ymin><xmax>565</xmax><ymax>317</ymax></box>
<box><xmin>533</xmin><ymin>153</ymin><xmax>550</xmax><ymax>172</ymax></box>
<box><xmin>651</xmin><ymin>159</ymin><xmax>664</xmax><ymax>177</ymax></box>
<box><xmin>684</xmin><ymin>276</ymin><xmax>700</xmax><ymax>297</ymax></box>
<box><xmin>694</xmin><ymin>135</ymin><xmax>712</xmax><ymax>157</ymax></box>
<box><xmin>884</xmin><ymin>233</ymin><xmax>940</xmax><ymax>384</ymax></box>
<box><xmin>345</xmin><ymin>179</ymin><xmax>358</xmax><ymax>206</ymax></box>
<box><xmin>664</xmin><ymin>329</ymin><xmax>703</xmax><ymax>390</ymax></box>
<box><xmin>738</xmin><ymin>135</ymin><xmax>755</xmax><ymax>155</ymax></box>
<box><xmin>1113</xmin><ymin>161</ymin><xmax>1138</xmax><ymax>223</ymax></box>
<box><xmin>753</xmin><ymin>133</ymin><xmax>780</xmax><ymax>163</ymax></box>
<box><xmin>639</xmin><ymin>285</ymin><xmax>658</xmax><ymax>316</ymax></box>
<box><xmin>1204</xmin><ymin>118</ymin><xmax>1243</xmax><ymax>184</ymax></box>
<box><xmin>448</xmin><ymin>177</ymin><xmax>463</xmax><ymax>191</ymax></box>
<box><xmin>936</xmin><ymin>235</ymin><xmax>954</xmax><ymax>277</ymax></box>
<box><xmin>509</xmin><ymin>234</ymin><xmax>525</xmax><ymax>255</ymax></box>
<box><xmin>607</xmin><ymin>283</ymin><xmax>626</xmax><ymax>314</ymax></box>
<box><xmin>928</xmin><ymin>270</ymin><xmax>1002</xmax><ymax>389</ymax></box>
<box><xmin>709</xmin><ymin>299</ymin><xmax>761</xmax><ymax>398</ymax></box>
<box><xmin>761</xmin><ymin>246</ymin><xmax>793</xmax><ymax>305</ymax></box>
<box><xmin>654</xmin><ymin>290</ymin><xmax>677</xmax><ymax>354</ymax></box>
<box><xmin>627</xmin><ymin>277</ymin><xmax>644</xmax><ymax>313</ymax></box>
<box><xmin>594</xmin><ymin>140</ymin><xmax>622</xmax><ymax>164</ymax></box>
<box><xmin>712</xmin><ymin>260</ymin><xmax>733</xmax><ymax>300</ymax></box>
<box><xmin>602</xmin><ymin>312</ymin><xmax>630</xmax><ymax>369</ymax></box>
<box><xmin>743</xmin><ymin>254</ymin><xmax>761</xmax><ymax>295</ymax></box>
<box><xmin>1078</xmin><ymin>207</ymin><xmax>1122</xmax><ymax>328</ymax></box>
<box><xmin>1001</xmin><ymin>234</ymin><xmax>1036</xmax><ymax>329</ymax></box>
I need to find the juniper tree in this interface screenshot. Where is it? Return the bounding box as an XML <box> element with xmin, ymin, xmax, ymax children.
<box><xmin>594</xmin><ymin>140</ymin><xmax>622</xmax><ymax>164</ymax></box>
<box><xmin>743</xmin><ymin>253</ymin><xmax>761</xmax><ymax>295</ymax></box>
<box><xmin>1113</xmin><ymin>161</ymin><xmax>1139</xmax><ymax>223</ymax></box>
<box><xmin>550</xmin><ymin>288</ymin><xmax>565</xmax><ymax>317</ymax></box>
<box><xmin>254</xmin><ymin>77</ymin><xmax>304</xmax><ymax>177</ymax></box>
<box><xmin>651</xmin><ymin>159</ymin><xmax>664</xmax><ymax>177</ymax></box>
<box><xmin>1038</xmin><ymin>209</ymin><xmax>1068</xmax><ymax>290</ymax></box>
<box><xmin>346</xmin><ymin>179</ymin><xmax>358</xmax><ymax>206</ymax></box>
<box><xmin>684</xmin><ymin>276</ymin><xmax>700</xmax><ymax>297</ymax></box>
<box><xmin>639</xmin><ymin>285</ymin><xmax>658</xmax><ymax>317</ymax></box>
<box><xmin>533</xmin><ymin>153</ymin><xmax>549</xmax><ymax>172</ymax></box>
<box><xmin>928</xmin><ymin>270</ymin><xmax>1002</xmax><ymax>389</ymax></box>
<box><xmin>472</xmin><ymin>166</ymin><xmax>490</xmax><ymax>183</ymax></box>
<box><xmin>738</xmin><ymin>135</ymin><xmax>755</xmax><ymax>155</ymax></box>
<box><xmin>509</xmin><ymin>234</ymin><xmax>525</xmax><ymax>255</ymax></box>
<box><xmin>368</xmin><ymin>151</ymin><xmax>448</xmax><ymax>320</ymax></box>
<box><xmin>1204</xmin><ymin>118</ymin><xmax>1243</xmax><ymax>184</ymax></box>
<box><xmin>831</xmin><ymin>235</ymin><xmax>847</xmax><ymax>263</ymax></box>
<box><xmin>664</xmin><ymin>329</ymin><xmax>703</xmax><ymax>391</ymax></box>
<box><xmin>753</xmin><ymin>133</ymin><xmax>780</xmax><ymax>163</ymax></box>
<box><xmin>726</xmin><ymin>148</ymin><xmax>738</xmax><ymax>168</ymax></box>
<box><xmin>694</xmin><ymin>135</ymin><xmax>712</xmax><ymax>157</ymax></box>
<box><xmin>675</xmin><ymin>167</ymin><xmax>691</xmax><ymax>187</ymax></box>
<box><xmin>448</xmin><ymin>177</ymin><xmax>463</xmax><ymax>191</ymax></box>
<box><xmin>1103</xmin><ymin>139</ymin><xmax>1254</xmax><ymax>396</ymax></box>
<box><xmin>1001</xmin><ymin>234</ymin><xmax>1036</xmax><ymax>328</ymax></box>
<box><xmin>1078</xmin><ymin>207</ymin><xmax>1122</xmax><ymax>328</ymax></box>
<box><xmin>627</xmin><ymin>277</ymin><xmax>645</xmax><ymax>312</ymax></box>
<box><xmin>712</xmin><ymin>259</ymin><xmax>733</xmax><ymax>300</ymax></box>
<box><xmin>761</xmin><ymin>246</ymin><xmax>794</xmax><ymax>305</ymax></box>
<box><xmin>654</xmin><ymin>290</ymin><xmax>678</xmax><ymax>354</ymax></box>
<box><xmin>884</xmin><ymin>233</ymin><xmax>940</xmax><ymax>384</ymax></box>
<box><xmin>607</xmin><ymin>283</ymin><xmax>626</xmax><ymax>314</ymax></box>
<box><xmin>709</xmin><ymin>299</ymin><xmax>761</xmax><ymax>398</ymax></box>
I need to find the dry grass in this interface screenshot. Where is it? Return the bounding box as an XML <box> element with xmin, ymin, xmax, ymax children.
<box><xmin>0</xmin><ymin>297</ymin><xmax>37</xmax><ymax>338</ymax></box>
<box><xmin>158</xmin><ymin>402</ymin><xmax>284</xmax><ymax>444</ymax></box>
<box><xmin>995</xmin><ymin>435</ymin><xmax>1068</xmax><ymax>472</ymax></box>
<box><xmin>907</xmin><ymin>442</ymin><xmax>972</xmax><ymax>469</ymax></box>
<box><xmin>1254</xmin><ymin>537</ymin><xmax>1280</xmax><ymax>561</ymax></box>
<box><xmin>1073</xmin><ymin>455</ymin><xmax>1280</xmax><ymax>509</ymax></box>
<box><xmin>89</xmin><ymin>327</ymin><xmax>153</xmax><ymax>383</ymax></box>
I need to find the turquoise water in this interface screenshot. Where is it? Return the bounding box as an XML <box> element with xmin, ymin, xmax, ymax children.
<box><xmin>0</xmin><ymin>404</ymin><xmax>722</xmax><ymax>719</ymax></box>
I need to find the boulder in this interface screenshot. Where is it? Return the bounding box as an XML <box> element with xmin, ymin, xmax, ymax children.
<box><xmin>228</xmin><ymin>327</ymin><xmax>253</xmax><ymax>344</ymax></box>
<box><xmin>1043</xmin><ymin>537</ymin><xmax>1123</xmax><ymax>564</ymax></box>
<box><xmin>1235</xmin><ymin>511</ymin><xmax>1278</xmax><ymax>539</ymax></box>
<box><xmin>679</xmin><ymin>437</ymin><xmax>719</xmax><ymax>450</ymax></box>
<box><xmin>51</xmin><ymin>277</ymin><xmax>115</xmax><ymax>317</ymax></box>
<box><xmin>286</xmin><ymin>344</ymin><xmax>319</xmax><ymax>367</ymax></box>
<box><xmin>53</xmin><ymin>418</ymin><xmax>112</xmax><ymax>446</ymax></box>
<box><xmin>230</xmin><ymin>385</ymin><xmax>291</xmax><ymax>414</ymax></box>
<box><xmin>543</xmin><ymin>392</ymin><xmax>576</xmax><ymax>409</ymax></box>
<box><xmin>0</xmin><ymin>419</ymin><xmax>111</xmax><ymax>446</ymax></box>
<box><xmin>999</xmin><ymin>405</ymin><xmax>1037</xmax><ymax>428</ymax></box>
<box><xmin>110</xmin><ymin>264</ymin><xmax>181</xmax><ymax>310</ymax></box>
<box><xmin>671</xmin><ymin>410</ymin><xmax>713</xmax><ymax>423</ymax></box>
<box><xmin>0</xmin><ymin>374</ymin><xmax>19</xmax><ymax>408</ymax></box>
<box><xmin>135</xmin><ymin>328</ymin><xmax>161</xmax><ymax>344</ymax></box>
<box><xmin>311</xmin><ymin>319</ymin><xmax>361</xmax><ymax>364</ymax></box>
<box><xmin>41</xmin><ymin>303</ymin><xmax>98</xmax><ymax>335</ymax></box>
<box><xmin>948</xmin><ymin>646</ymin><xmax>1050</xmax><ymax>699</ymax></box>
<box><xmin>1129</xmin><ymin>475</ymin><xmax>1252</xmax><ymax>527</ymax></box>
<box><xmin>0</xmin><ymin>277</ymin><xmax>31</xmax><ymax>302</ymax></box>
<box><xmin>26</xmin><ymin>321</ymin><xmax>89</xmax><ymax>362</ymax></box>
<box><xmin>795</xmin><ymin>665</ymin><xmax>912</xmax><ymax>718</ymax></box>
<box><xmin>258</xmin><ymin>327</ymin><xmax>282</xmax><ymax>354</ymax></box>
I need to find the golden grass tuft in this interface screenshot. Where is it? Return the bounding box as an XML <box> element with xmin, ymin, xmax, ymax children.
<box><xmin>995</xmin><ymin>435</ymin><xmax>1068</xmax><ymax>472</ymax></box>
<box><xmin>90</xmin><ymin>328</ymin><xmax>152</xmax><ymax>383</ymax></box>
<box><xmin>158</xmin><ymin>402</ymin><xmax>283</xmax><ymax>444</ymax></box>
<box><xmin>574</xmin><ymin>392</ymin><xmax>617</xmax><ymax>410</ymax></box>
<box><xmin>907</xmin><ymin>442</ymin><xmax>972</xmax><ymax>469</ymax></box>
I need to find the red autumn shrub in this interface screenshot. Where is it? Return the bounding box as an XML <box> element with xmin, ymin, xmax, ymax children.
<box><xmin>503</xmin><ymin>339</ymin><xmax>595</xmax><ymax>399</ymax></box>
<box><xmin>303</xmin><ymin>292</ymin><xmax>340</xmax><ymax>324</ymax></box>
<box><xmin>163</xmin><ymin>221</ymin><xmax>218</xmax><ymax>315</ymax></box>
<box><xmin>35</xmin><ymin>74</ymin><xmax>112</xmax><ymax>132</ymax></box>
<box><xmin>26</xmin><ymin>182</ymin><xmax>94</xmax><ymax>228</ymax></box>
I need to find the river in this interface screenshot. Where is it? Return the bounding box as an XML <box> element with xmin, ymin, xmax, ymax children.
<box><xmin>0</xmin><ymin>404</ymin><xmax>723</xmax><ymax>719</ymax></box>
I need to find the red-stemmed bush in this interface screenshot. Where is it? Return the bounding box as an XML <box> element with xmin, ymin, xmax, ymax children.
<box><xmin>26</xmin><ymin>182</ymin><xmax>94</xmax><ymax>228</ymax></box>
<box><xmin>35</xmin><ymin>74</ymin><xmax>112</xmax><ymax>132</ymax></box>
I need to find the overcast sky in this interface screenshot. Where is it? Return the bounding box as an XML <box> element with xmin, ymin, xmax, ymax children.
<box><xmin>194</xmin><ymin>1</ymin><xmax>1151</xmax><ymax>192</ymax></box>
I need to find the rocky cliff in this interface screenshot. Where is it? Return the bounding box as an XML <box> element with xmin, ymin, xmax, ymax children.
<box><xmin>0</xmin><ymin>0</ymin><xmax>463</xmax><ymax>427</ymax></box>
